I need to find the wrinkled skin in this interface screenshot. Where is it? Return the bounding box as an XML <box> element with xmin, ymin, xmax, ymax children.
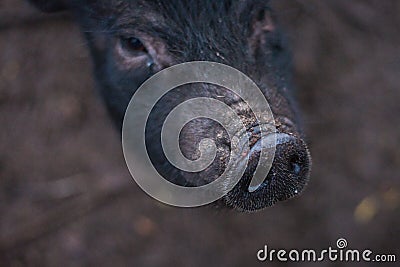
<box><xmin>29</xmin><ymin>0</ymin><xmax>311</xmax><ymax>211</ymax></box>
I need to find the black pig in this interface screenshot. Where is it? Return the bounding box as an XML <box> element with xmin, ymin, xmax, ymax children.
<box><xmin>28</xmin><ymin>0</ymin><xmax>311</xmax><ymax>211</ymax></box>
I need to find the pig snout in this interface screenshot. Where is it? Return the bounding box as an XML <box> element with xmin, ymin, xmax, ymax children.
<box><xmin>226</xmin><ymin>132</ymin><xmax>311</xmax><ymax>211</ymax></box>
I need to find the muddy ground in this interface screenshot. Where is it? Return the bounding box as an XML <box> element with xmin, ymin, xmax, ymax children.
<box><xmin>0</xmin><ymin>0</ymin><xmax>399</xmax><ymax>266</ymax></box>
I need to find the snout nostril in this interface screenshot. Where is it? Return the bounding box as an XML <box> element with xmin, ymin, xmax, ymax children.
<box><xmin>273</xmin><ymin>135</ymin><xmax>310</xmax><ymax>178</ymax></box>
<box><xmin>289</xmin><ymin>155</ymin><xmax>302</xmax><ymax>175</ymax></box>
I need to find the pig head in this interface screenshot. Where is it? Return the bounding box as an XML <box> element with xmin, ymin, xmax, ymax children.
<box><xmin>28</xmin><ymin>0</ymin><xmax>311</xmax><ymax>211</ymax></box>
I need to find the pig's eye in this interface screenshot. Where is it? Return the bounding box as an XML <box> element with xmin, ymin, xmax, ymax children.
<box><xmin>119</xmin><ymin>36</ymin><xmax>148</xmax><ymax>54</ymax></box>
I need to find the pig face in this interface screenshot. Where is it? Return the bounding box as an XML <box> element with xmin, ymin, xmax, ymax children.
<box><xmin>29</xmin><ymin>0</ymin><xmax>311</xmax><ymax>211</ymax></box>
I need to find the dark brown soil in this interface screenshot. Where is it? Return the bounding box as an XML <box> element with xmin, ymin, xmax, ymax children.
<box><xmin>1</xmin><ymin>1</ymin><xmax>399</xmax><ymax>266</ymax></box>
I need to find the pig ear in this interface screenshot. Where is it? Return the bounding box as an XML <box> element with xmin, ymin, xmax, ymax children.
<box><xmin>27</xmin><ymin>0</ymin><xmax>67</xmax><ymax>13</ymax></box>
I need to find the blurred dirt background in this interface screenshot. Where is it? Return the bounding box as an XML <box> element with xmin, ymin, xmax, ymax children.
<box><xmin>0</xmin><ymin>0</ymin><xmax>399</xmax><ymax>266</ymax></box>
